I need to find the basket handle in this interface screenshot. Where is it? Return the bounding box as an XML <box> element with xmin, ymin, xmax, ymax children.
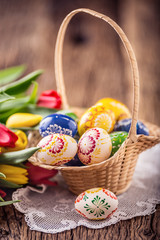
<box><xmin>54</xmin><ymin>8</ymin><xmax>139</xmax><ymax>143</ymax></box>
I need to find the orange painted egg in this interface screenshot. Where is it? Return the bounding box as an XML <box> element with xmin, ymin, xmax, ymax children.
<box><xmin>78</xmin><ymin>105</ymin><xmax>115</xmax><ymax>136</ymax></box>
<box><xmin>75</xmin><ymin>188</ymin><xmax>118</xmax><ymax>220</ymax></box>
<box><xmin>37</xmin><ymin>134</ymin><xmax>77</xmax><ymax>166</ymax></box>
<box><xmin>96</xmin><ymin>98</ymin><xmax>131</xmax><ymax>121</ymax></box>
<box><xmin>78</xmin><ymin>128</ymin><xmax>112</xmax><ymax>165</ymax></box>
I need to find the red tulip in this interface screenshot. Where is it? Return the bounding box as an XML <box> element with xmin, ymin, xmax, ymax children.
<box><xmin>0</xmin><ymin>189</ymin><xmax>6</xmax><ymax>198</ymax></box>
<box><xmin>26</xmin><ymin>162</ymin><xmax>58</xmax><ymax>186</ymax></box>
<box><xmin>0</xmin><ymin>124</ymin><xmax>18</xmax><ymax>148</ymax></box>
<box><xmin>37</xmin><ymin>90</ymin><xmax>62</xmax><ymax>109</ymax></box>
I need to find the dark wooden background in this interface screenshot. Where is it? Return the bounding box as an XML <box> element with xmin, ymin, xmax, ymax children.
<box><xmin>0</xmin><ymin>0</ymin><xmax>160</xmax><ymax>239</ymax></box>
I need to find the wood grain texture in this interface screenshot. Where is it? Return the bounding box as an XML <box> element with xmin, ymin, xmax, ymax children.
<box><xmin>0</xmin><ymin>0</ymin><xmax>159</xmax><ymax>239</ymax></box>
<box><xmin>0</xmin><ymin>201</ymin><xmax>160</xmax><ymax>240</ymax></box>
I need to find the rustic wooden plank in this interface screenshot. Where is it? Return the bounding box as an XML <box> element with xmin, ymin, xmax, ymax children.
<box><xmin>120</xmin><ymin>0</ymin><xmax>160</xmax><ymax>126</ymax></box>
<box><xmin>1</xmin><ymin>205</ymin><xmax>160</xmax><ymax>239</ymax></box>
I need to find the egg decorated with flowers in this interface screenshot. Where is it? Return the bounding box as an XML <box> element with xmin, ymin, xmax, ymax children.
<box><xmin>75</xmin><ymin>188</ymin><xmax>118</xmax><ymax>220</ymax></box>
<box><xmin>78</xmin><ymin>105</ymin><xmax>115</xmax><ymax>136</ymax></box>
<box><xmin>96</xmin><ymin>98</ymin><xmax>131</xmax><ymax>121</ymax></box>
<box><xmin>37</xmin><ymin>134</ymin><xmax>77</xmax><ymax>166</ymax></box>
<box><xmin>39</xmin><ymin>113</ymin><xmax>77</xmax><ymax>138</ymax></box>
<box><xmin>78</xmin><ymin>128</ymin><xmax>112</xmax><ymax>165</ymax></box>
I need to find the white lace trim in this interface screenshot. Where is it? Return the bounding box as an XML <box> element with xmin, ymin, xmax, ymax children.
<box><xmin>13</xmin><ymin>144</ymin><xmax>160</xmax><ymax>234</ymax></box>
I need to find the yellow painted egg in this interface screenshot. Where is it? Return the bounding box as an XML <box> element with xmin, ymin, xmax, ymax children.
<box><xmin>78</xmin><ymin>105</ymin><xmax>115</xmax><ymax>136</ymax></box>
<box><xmin>75</xmin><ymin>188</ymin><xmax>118</xmax><ymax>220</ymax></box>
<box><xmin>78</xmin><ymin>128</ymin><xmax>112</xmax><ymax>165</ymax></box>
<box><xmin>37</xmin><ymin>134</ymin><xmax>77</xmax><ymax>166</ymax></box>
<box><xmin>6</xmin><ymin>113</ymin><xmax>42</xmax><ymax>128</ymax></box>
<box><xmin>96</xmin><ymin>98</ymin><xmax>131</xmax><ymax>121</ymax></box>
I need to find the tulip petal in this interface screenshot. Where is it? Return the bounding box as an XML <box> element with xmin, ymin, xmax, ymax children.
<box><xmin>26</xmin><ymin>162</ymin><xmax>58</xmax><ymax>186</ymax></box>
<box><xmin>0</xmin><ymin>165</ymin><xmax>28</xmax><ymax>175</ymax></box>
<box><xmin>0</xmin><ymin>123</ymin><xmax>18</xmax><ymax>147</ymax></box>
<box><xmin>6</xmin><ymin>113</ymin><xmax>42</xmax><ymax>128</ymax></box>
<box><xmin>0</xmin><ymin>189</ymin><xmax>6</xmax><ymax>198</ymax></box>
<box><xmin>1</xmin><ymin>130</ymin><xmax>28</xmax><ymax>153</ymax></box>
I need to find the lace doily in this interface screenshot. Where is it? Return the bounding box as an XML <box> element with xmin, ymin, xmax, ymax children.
<box><xmin>12</xmin><ymin>144</ymin><xmax>160</xmax><ymax>234</ymax></box>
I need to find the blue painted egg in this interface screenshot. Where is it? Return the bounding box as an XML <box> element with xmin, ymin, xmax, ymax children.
<box><xmin>65</xmin><ymin>154</ymin><xmax>85</xmax><ymax>166</ymax></box>
<box><xmin>57</xmin><ymin>110</ymin><xmax>78</xmax><ymax>122</ymax></box>
<box><xmin>39</xmin><ymin>114</ymin><xmax>77</xmax><ymax>137</ymax></box>
<box><xmin>114</xmin><ymin>118</ymin><xmax>149</xmax><ymax>136</ymax></box>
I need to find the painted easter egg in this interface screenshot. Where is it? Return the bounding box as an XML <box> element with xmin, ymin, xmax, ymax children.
<box><xmin>78</xmin><ymin>105</ymin><xmax>115</xmax><ymax>136</ymax></box>
<box><xmin>110</xmin><ymin>131</ymin><xmax>128</xmax><ymax>156</ymax></box>
<box><xmin>65</xmin><ymin>154</ymin><xmax>85</xmax><ymax>166</ymax></box>
<box><xmin>57</xmin><ymin>110</ymin><xmax>78</xmax><ymax>122</ymax></box>
<box><xmin>37</xmin><ymin>134</ymin><xmax>77</xmax><ymax>165</ymax></box>
<box><xmin>96</xmin><ymin>98</ymin><xmax>131</xmax><ymax>121</ymax></box>
<box><xmin>114</xmin><ymin>118</ymin><xmax>149</xmax><ymax>136</ymax></box>
<box><xmin>39</xmin><ymin>114</ymin><xmax>77</xmax><ymax>137</ymax></box>
<box><xmin>78</xmin><ymin>128</ymin><xmax>112</xmax><ymax>165</ymax></box>
<box><xmin>75</xmin><ymin>188</ymin><xmax>118</xmax><ymax>220</ymax></box>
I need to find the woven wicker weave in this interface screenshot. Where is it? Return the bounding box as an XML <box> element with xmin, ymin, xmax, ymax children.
<box><xmin>29</xmin><ymin>8</ymin><xmax>160</xmax><ymax>195</ymax></box>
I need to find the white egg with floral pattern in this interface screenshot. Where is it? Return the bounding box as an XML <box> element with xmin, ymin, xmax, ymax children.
<box><xmin>37</xmin><ymin>134</ymin><xmax>77</xmax><ymax>166</ymax></box>
<box><xmin>75</xmin><ymin>188</ymin><xmax>118</xmax><ymax>220</ymax></box>
<box><xmin>78</xmin><ymin>128</ymin><xmax>112</xmax><ymax>165</ymax></box>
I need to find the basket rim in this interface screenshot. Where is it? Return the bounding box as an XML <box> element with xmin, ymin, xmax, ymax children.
<box><xmin>28</xmin><ymin>132</ymin><xmax>160</xmax><ymax>171</ymax></box>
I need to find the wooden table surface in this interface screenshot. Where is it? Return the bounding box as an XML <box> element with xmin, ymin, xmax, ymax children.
<box><xmin>0</xmin><ymin>0</ymin><xmax>160</xmax><ymax>239</ymax></box>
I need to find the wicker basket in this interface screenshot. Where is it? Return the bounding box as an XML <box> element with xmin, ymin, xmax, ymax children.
<box><xmin>29</xmin><ymin>8</ymin><xmax>160</xmax><ymax>195</ymax></box>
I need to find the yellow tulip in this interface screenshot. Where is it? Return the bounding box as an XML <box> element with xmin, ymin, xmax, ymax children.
<box><xmin>6</xmin><ymin>113</ymin><xmax>42</xmax><ymax>128</ymax></box>
<box><xmin>1</xmin><ymin>130</ymin><xmax>28</xmax><ymax>153</ymax></box>
<box><xmin>0</xmin><ymin>165</ymin><xmax>28</xmax><ymax>185</ymax></box>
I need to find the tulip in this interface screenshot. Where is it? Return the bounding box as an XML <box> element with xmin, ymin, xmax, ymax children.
<box><xmin>6</xmin><ymin>113</ymin><xmax>42</xmax><ymax>128</ymax></box>
<box><xmin>37</xmin><ymin>90</ymin><xmax>62</xmax><ymax>109</ymax></box>
<box><xmin>1</xmin><ymin>130</ymin><xmax>28</xmax><ymax>153</ymax></box>
<box><xmin>0</xmin><ymin>123</ymin><xmax>18</xmax><ymax>148</ymax></box>
<box><xmin>26</xmin><ymin>162</ymin><xmax>58</xmax><ymax>186</ymax></box>
<box><xmin>0</xmin><ymin>189</ymin><xmax>6</xmax><ymax>198</ymax></box>
<box><xmin>0</xmin><ymin>165</ymin><xmax>28</xmax><ymax>185</ymax></box>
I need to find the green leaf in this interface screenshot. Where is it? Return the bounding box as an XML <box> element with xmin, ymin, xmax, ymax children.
<box><xmin>21</xmin><ymin>104</ymin><xmax>57</xmax><ymax>117</ymax></box>
<box><xmin>0</xmin><ymin>81</ymin><xmax>38</xmax><ymax>113</ymax></box>
<box><xmin>0</xmin><ymin>200</ymin><xmax>20</xmax><ymax>206</ymax></box>
<box><xmin>1</xmin><ymin>69</ymin><xmax>43</xmax><ymax>95</ymax></box>
<box><xmin>0</xmin><ymin>107</ymin><xmax>23</xmax><ymax>123</ymax></box>
<box><xmin>0</xmin><ymin>178</ymin><xmax>22</xmax><ymax>188</ymax></box>
<box><xmin>0</xmin><ymin>147</ymin><xmax>40</xmax><ymax>165</ymax></box>
<box><xmin>15</xmin><ymin>163</ymin><xmax>27</xmax><ymax>169</ymax></box>
<box><xmin>28</xmin><ymin>81</ymin><xmax>38</xmax><ymax>104</ymax></box>
<box><xmin>0</xmin><ymin>196</ymin><xmax>5</xmax><ymax>202</ymax></box>
<box><xmin>0</xmin><ymin>92</ymin><xmax>15</xmax><ymax>103</ymax></box>
<box><xmin>0</xmin><ymin>172</ymin><xmax>6</xmax><ymax>178</ymax></box>
<box><xmin>0</xmin><ymin>95</ymin><xmax>30</xmax><ymax>113</ymax></box>
<box><xmin>0</xmin><ymin>65</ymin><xmax>26</xmax><ymax>86</ymax></box>
<box><xmin>0</xmin><ymin>82</ymin><xmax>40</xmax><ymax>122</ymax></box>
